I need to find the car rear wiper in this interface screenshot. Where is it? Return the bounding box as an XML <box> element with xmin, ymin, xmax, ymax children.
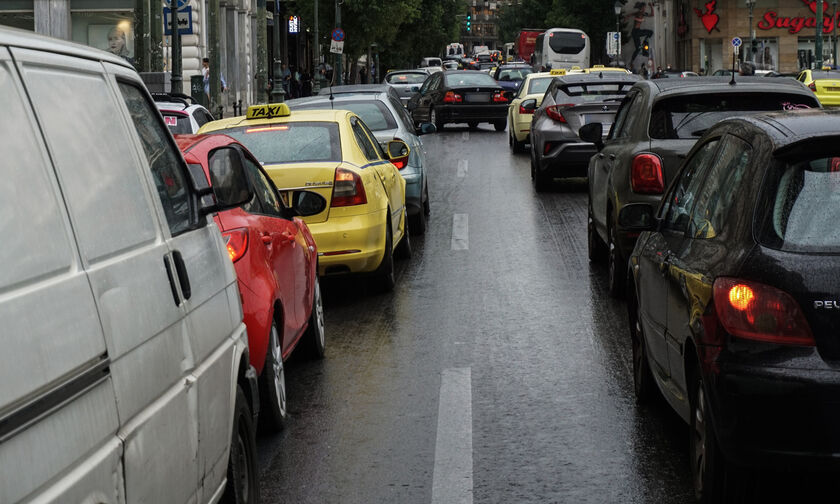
<box><xmin>691</xmin><ymin>128</ymin><xmax>708</xmax><ymax>137</ymax></box>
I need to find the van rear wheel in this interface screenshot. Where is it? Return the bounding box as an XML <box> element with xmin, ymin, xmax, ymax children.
<box><xmin>221</xmin><ymin>386</ymin><xmax>259</xmax><ymax>504</ymax></box>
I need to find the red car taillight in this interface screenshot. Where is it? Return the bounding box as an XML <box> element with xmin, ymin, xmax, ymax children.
<box><xmin>493</xmin><ymin>92</ymin><xmax>509</xmax><ymax>103</ymax></box>
<box><xmin>223</xmin><ymin>228</ymin><xmax>248</xmax><ymax>262</ymax></box>
<box><xmin>809</xmin><ymin>81</ymin><xmax>817</xmax><ymax>92</ymax></box>
<box><xmin>444</xmin><ymin>91</ymin><xmax>463</xmax><ymax>103</ymax></box>
<box><xmin>630</xmin><ymin>153</ymin><xmax>664</xmax><ymax>194</ymax></box>
<box><xmin>331</xmin><ymin>168</ymin><xmax>367</xmax><ymax>207</ymax></box>
<box><xmin>519</xmin><ymin>104</ymin><xmax>535</xmax><ymax>114</ymax></box>
<box><xmin>712</xmin><ymin>277</ymin><xmax>814</xmax><ymax>346</ymax></box>
<box><xmin>545</xmin><ymin>103</ymin><xmax>573</xmax><ymax>123</ymax></box>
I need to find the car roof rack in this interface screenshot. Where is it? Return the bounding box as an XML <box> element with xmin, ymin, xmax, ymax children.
<box><xmin>151</xmin><ymin>92</ymin><xmax>196</xmax><ymax>107</ymax></box>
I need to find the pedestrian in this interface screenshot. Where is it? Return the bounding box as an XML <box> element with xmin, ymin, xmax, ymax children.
<box><xmin>280</xmin><ymin>63</ymin><xmax>291</xmax><ymax>96</ymax></box>
<box><xmin>290</xmin><ymin>65</ymin><xmax>300</xmax><ymax>98</ymax></box>
<box><xmin>359</xmin><ymin>66</ymin><xmax>369</xmax><ymax>84</ymax></box>
<box><xmin>640</xmin><ymin>63</ymin><xmax>649</xmax><ymax>79</ymax></box>
<box><xmin>202</xmin><ymin>57</ymin><xmax>228</xmax><ymax>99</ymax></box>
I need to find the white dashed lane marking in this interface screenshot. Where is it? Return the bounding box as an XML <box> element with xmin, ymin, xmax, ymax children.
<box><xmin>431</xmin><ymin>367</ymin><xmax>473</xmax><ymax>504</ymax></box>
<box><xmin>457</xmin><ymin>159</ymin><xmax>469</xmax><ymax>178</ymax></box>
<box><xmin>451</xmin><ymin>213</ymin><xmax>469</xmax><ymax>251</ymax></box>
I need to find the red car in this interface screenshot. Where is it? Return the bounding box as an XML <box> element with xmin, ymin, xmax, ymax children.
<box><xmin>176</xmin><ymin>133</ymin><xmax>326</xmax><ymax>431</ymax></box>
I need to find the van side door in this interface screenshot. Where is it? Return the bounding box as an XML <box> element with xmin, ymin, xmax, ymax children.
<box><xmin>113</xmin><ymin>74</ymin><xmax>241</xmax><ymax>502</ymax></box>
<box><xmin>0</xmin><ymin>47</ymin><xmax>121</xmax><ymax>504</ymax></box>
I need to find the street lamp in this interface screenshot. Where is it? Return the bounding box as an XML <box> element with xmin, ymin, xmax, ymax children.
<box><xmin>614</xmin><ymin>1</ymin><xmax>622</xmax><ymax>66</ymax></box>
<box><xmin>746</xmin><ymin>0</ymin><xmax>756</xmax><ymax>64</ymax></box>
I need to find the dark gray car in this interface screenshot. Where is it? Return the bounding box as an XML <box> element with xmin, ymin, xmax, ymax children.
<box><xmin>529</xmin><ymin>72</ymin><xmax>640</xmax><ymax>191</ymax></box>
<box><xmin>580</xmin><ymin>76</ymin><xmax>821</xmax><ymax>297</ymax></box>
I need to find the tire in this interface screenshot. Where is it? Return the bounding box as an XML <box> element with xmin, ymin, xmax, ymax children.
<box><xmin>394</xmin><ymin>221</ymin><xmax>412</xmax><ymax>260</ymax></box>
<box><xmin>430</xmin><ymin>107</ymin><xmax>443</xmax><ymax>131</ymax></box>
<box><xmin>690</xmin><ymin>372</ymin><xmax>736</xmax><ymax>504</ymax></box>
<box><xmin>493</xmin><ymin>120</ymin><xmax>506</xmax><ymax>132</ymax></box>
<box><xmin>408</xmin><ymin>210</ymin><xmax>426</xmax><ymax>235</ymax></box>
<box><xmin>607</xmin><ymin>220</ymin><xmax>626</xmax><ymax>299</ymax></box>
<box><xmin>467</xmin><ymin>121</ymin><xmax>478</xmax><ymax>129</ymax></box>
<box><xmin>587</xmin><ymin>199</ymin><xmax>607</xmax><ymax>263</ymax></box>
<box><xmin>303</xmin><ymin>276</ymin><xmax>325</xmax><ymax>359</ymax></box>
<box><xmin>259</xmin><ymin>321</ymin><xmax>287</xmax><ymax>431</ymax></box>
<box><xmin>629</xmin><ymin>293</ymin><xmax>656</xmax><ymax>404</ymax></box>
<box><xmin>510</xmin><ymin>129</ymin><xmax>526</xmax><ymax>153</ymax></box>
<box><xmin>221</xmin><ymin>386</ymin><xmax>259</xmax><ymax>504</ymax></box>
<box><xmin>533</xmin><ymin>166</ymin><xmax>552</xmax><ymax>192</ymax></box>
<box><xmin>423</xmin><ymin>183</ymin><xmax>431</xmax><ymax>217</ymax></box>
<box><xmin>373</xmin><ymin>218</ymin><xmax>396</xmax><ymax>292</ymax></box>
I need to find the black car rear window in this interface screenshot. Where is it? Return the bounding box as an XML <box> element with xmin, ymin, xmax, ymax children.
<box><xmin>446</xmin><ymin>73</ymin><xmax>497</xmax><ymax>87</ymax></box>
<box><xmin>756</xmin><ymin>153</ymin><xmax>840</xmax><ymax>252</ymax></box>
<box><xmin>649</xmin><ymin>93</ymin><xmax>819</xmax><ymax>139</ymax></box>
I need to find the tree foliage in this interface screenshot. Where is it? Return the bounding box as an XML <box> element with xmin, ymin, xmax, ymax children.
<box><xmin>497</xmin><ymin>0</ymin><xmax>617</xmax><ymax>65</ymax></box>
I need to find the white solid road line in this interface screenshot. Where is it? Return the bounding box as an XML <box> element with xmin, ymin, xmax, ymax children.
<box><xmin>457</xmin><ymin>159</ymin><xmax>469</xmax><ymax>178</ymax></box>
<box><xmin>431</xmin><ymin>367</ymin><xmax>473</xmax><ymax>504</ymax></box>
<box><xmin>461</xmin><ymin>131</ymin><xmax>470</xmax><ymax>141</ymax></box>
<box><xmin>451</xmin><ymin>213</ymin><xmax>469</xmax><ymax>250</ymax></box>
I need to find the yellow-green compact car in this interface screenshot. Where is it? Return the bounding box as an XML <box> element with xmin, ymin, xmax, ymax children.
<box><xmin>198</xmin><ymin>103</ymin><xmax>411</xmax><ymax>291</ymax></box>
<box><xmin>507</xmin><ymin>71</ymin><xmax>554</xmax><ymax>153</ymax></box>
<box><xmin>797</xmin><ymin>68</ymin><xmax>840</xmax><ymax>107</ymax></box>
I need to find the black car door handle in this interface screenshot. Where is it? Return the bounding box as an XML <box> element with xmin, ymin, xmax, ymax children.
<box><xmin>596</xmin><ymin>153</ymin><xmax>604</xmax><ymax>159</ymax></box>
<box><xmin>609</xmin><ymin>154</ymin><xmax>616</xmax><ymax>160</ymax></box>
<box><xmin>172</xmin><ymin>250</ymin><xmax>191</xmax><ymax>301</ymax></box>
<box><xmin>163</xmin><ymin>255</ymin><xmax>180</xmax><ymax>306</ymax></box>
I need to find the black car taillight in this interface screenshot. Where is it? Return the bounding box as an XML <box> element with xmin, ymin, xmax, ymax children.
<box><xmin>444</xmin><ymin>91</ymin><xmax>463</xmax><ymax>103</ymax></box>
<box><xmin>712</xmin><ymin>277</ymin><xmax>814</xmax><ymax>346</ymax></box>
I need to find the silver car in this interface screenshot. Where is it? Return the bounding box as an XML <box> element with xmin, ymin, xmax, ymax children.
<box><xmin>385</xmin><ymin>70</ymin><xmax>430</xmax><ymax>105</ymax></box>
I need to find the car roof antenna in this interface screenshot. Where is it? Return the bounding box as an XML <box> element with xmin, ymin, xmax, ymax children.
<box><xmin>729</xmin><ymin>50</ymin><xmax>737</xmax><ymax>85</ymax></box>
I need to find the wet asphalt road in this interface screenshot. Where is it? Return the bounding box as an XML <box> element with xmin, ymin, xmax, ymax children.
<box><xmin>254</xmin><ymin>124</ymin><xmax>833</xmax><ymax>503</ymax></box>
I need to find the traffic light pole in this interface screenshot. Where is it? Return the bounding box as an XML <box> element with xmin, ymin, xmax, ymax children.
<box><xmin>818</xmin><ymin>0</ymin><xmax>824</xmax><ymax>68</ymax></box>
<box><xmin>335</xmin><ymin>0</ymin><xmax>342</xmax><ymax>86</ymax></box>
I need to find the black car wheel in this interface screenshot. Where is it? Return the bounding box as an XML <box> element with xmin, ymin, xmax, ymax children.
<box><xmin>607</xmin><ymin>220</ymin><xmax>626</xmax><ymax>298</ymax></box>
<box><xmin>493</xmin><ymin>120</ymin><xmax>506</xmax><ymax>132</ymax></box>
<box><xmin>409</xmin><ymin>210</ymin><xmax>426</xmax><ymax>235</ymax></box>
<box><xmin>221</xmin><ymin>386</ymin><xmax>259</xmax><ymax>504</ymax></box>
<box><xmin>394</xmin><ymin>220</ymin><xmax>412</xmax><ymax>260</ymax></box>
<box><xmin>629</xmin><ymin>294</ymin><xmax>656</xmax><ymax>404</ymax></box>
<box><xmin>510</xmin><ymin>128</ymin><xmax>526</xmax><ymax>153</ymax></box>
<box><xmin>587</xmin><ymin>199</ymin><xmax>607</xmax><ymax>263</ymax></box>
<box><xmin>423</xmin><ymin>183</ymin><xmax>431</xmax><ymax>217</ymax></box>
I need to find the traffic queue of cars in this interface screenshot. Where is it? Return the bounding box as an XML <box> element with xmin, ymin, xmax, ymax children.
<box><xmin>508</xmin><ymin>65</ymin><xmax>840</xmax><ymax>501</ymax></box>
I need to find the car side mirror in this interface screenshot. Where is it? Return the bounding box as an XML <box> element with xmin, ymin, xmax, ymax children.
<box><xmin>417</xmin><ymin>122</ymin><xmax>437</xmax><ymax>135</ymax></box>
<box><xmin>520</xmin><ymin>98</ymin><xmax>537</xmax><ymax>112</ymax></box>
<box><xmin>204</xmin><ymin>149</ymin><xmax>253</xmax><ymax>215</ymax></box>
<box><xmin>618</xmin><ymin>203</ymin><xmax>657</xmax><ymax>232</ymax></box>
<box><xmin>292</xmin><ymin>190</ymin><xmax>327</xmax><ymax>217</ymax></box>
<box><xmin>579</xmin><ymin>122</ymin><xmax>604</xmax><ymax>151</ymax></box>
<box><xmin>387</xmin><ymin>139</ymin><xmax>410</xmax><ymax>169</ymax></box>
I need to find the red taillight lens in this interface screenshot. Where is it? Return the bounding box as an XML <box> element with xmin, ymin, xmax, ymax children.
<box><xmin>444</xmin><ymin>91</ymin><xmax>463</xmax><ymax>103</ymax></box>
<box><xmin>544</xmin><ymin>142</ymin><xmax>552</xmax><ymax>155</ymax></box>
<box><xmin>493</xmin><ymin>92</ymin><xmax>509</xmax><ymax>103</ymax></box>
<box><xmin>331</xmin><ymin>167</ymin><xmax>367</xmax><ymax>207</ymax></box>
<box><xmin>519</xmin><ymin>104</ymin><xmax>535</xmax><ymax>114</ymax></box>
<box><xmin>630</xmin><ymin>153</ymin><xmax>665</xmax><ymax>194</ymax></box>
<box><xmin>713</xmin><ymin>277</ymin><xmax>815</xmax><ymax>346</ymax></box>
<box><xmin>222</xmin><ymin>228</ymin><xmax>248</xmax><ymax>262</ymax></box>
<box><xmin>545</xmin><ymin>103</ymin><xmax>572</xmax><ymax>123</ymax></box>
<box><xmin>809</xmin><ymin>82</ymin><xmax>817</xmax><ymax>92</ymax></box>
<box><xmin>391</xmin><ymin>157</ymin><xmax>408</xmax><ymax>170</ymax></box>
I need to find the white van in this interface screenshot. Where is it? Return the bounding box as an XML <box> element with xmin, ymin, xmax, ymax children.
<box><xmin>0</xmin><ymin>27</ymin><xmax>260</xmax><ymax>503</ymax></box>
<box><xmin>532</xmin><ymin>28</ymin><xmax>590</xmax><ymax>71</ymax></box>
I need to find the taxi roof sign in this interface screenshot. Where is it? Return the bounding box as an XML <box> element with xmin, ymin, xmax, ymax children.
<box><xmin>550</xmin><ymin>68</ymin><xmax>567</xmax><ymax>75</ymax></box>
<box><xmin>592</xmin><ymin>64</ymin><xmax>605</xmax><ymax>68</ymax></box>
<box><xmin>246</xmin><ymin>103</ymin><xmax>291</xmax><ymax>119</ymax></box>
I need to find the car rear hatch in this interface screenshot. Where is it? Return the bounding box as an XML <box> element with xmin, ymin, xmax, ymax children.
<box><xmin>814</xmin><ymin>77</ymin><xmax>840</xmax><ymax>98</ymax></box>
<box><xmin>556</xmin><ymin>101</ymin><xmax>622</xmax><ymax>136</ymax></box>
<box><xmin>450</xmin><ymin>85</ymin><xmax>504</xmax><ymax>105</ymax></box>
<box><xmin>262</xmin><ymin>162</ymin><xmax>337</xmax><ymax>224</ymax></box>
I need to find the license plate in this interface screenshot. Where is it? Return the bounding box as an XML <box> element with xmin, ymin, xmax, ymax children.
<box><xmin>465</xmin><ymin>93</ymin><xmax>490</xmax><ymax>103</ymax></box>
<box><xmin>826</xmin><ymin>87</ymin><xmax>840</xmax><ymax>92</ymax></box>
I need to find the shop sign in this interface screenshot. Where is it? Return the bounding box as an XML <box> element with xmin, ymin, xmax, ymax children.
<box><xmin>758</xmin><ymin>1</ymin><xmax>839</xmax><ymax>35</ymax></box>
<box><xmin>694</xmin><ymin>0</ymin><xmax>720</xmax><ymax>34</ymax></box>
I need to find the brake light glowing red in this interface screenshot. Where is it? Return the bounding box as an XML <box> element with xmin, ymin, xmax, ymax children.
<box><xmin>630</xmin><ymin>153</ymin><xmax>664</xmax><ymax>194</ymax></box>
<box><xmin>713</xmin><ymin>277</ymin><xmax>814</xmax><ymax>346</ymax></box>
<box><xmin>223</xmin><ymin>228</ymin><xmax>248</xmax><ymax>262</ymax></box>
<box><xmin>245</xmin><ymin>125</ymin><xmax>290</xmax><ymax>133</ymax></box>
<box><xmin>444</xmin><ymin>91</ymin><xmax>463</xmax><ymax>103</ymax></box>
<box><xmin>493</xmin><ymin>92</ymin><xmax>509</xmax><ymax>103</ymax></box>
<box><xmin>331</xmin><ymin>168</ymin><xmax>367</xmax><ymax>207</ymax></box>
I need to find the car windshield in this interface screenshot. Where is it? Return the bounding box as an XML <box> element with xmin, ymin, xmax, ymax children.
<box><xmin>446</xmin><ymin>73</ymin><xmax>497</xmax><ymax>87</ymax></box>
<box><xmin>497</xmin><ymin>68</ymin><xmax>532</xmax><ymax>81</ymax></box>
<box><xmin>527</xmin><ymin>76</ymin><xmax>553</xmax><ymax>95</ymax></box>
<box><xmin>386</xmin><ymin>73</ymin><xmax>427</xmax><ymax>85</ymax></box>
<box><xmin>548</xmin><ymin>31</ymin><xmax>586</xmax><ymax>54</ymax></box>
<box><xmin>649</xmin><ymin>93</ymin><xmax>820</xmax><ymax>139</ymax></box>
<box><xmin>291</xmin><ymin>100</ymin><xmax>397</xmax><ymax>131</ymax></box>
<box><xmin>222</xmin><ymin>121</ymin><xmax>342</xmax><ymax>164</ymax></box>
<box><xmin>757</xmin><ymin>153</ymin><xmax>840</xmax><ymax>252</ymax></box>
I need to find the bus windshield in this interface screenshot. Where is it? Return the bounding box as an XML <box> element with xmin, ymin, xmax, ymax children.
<box><xmin>549</xmin><ymin>32</ymin><xmax>586</xmax><ymax>54</ymax></box>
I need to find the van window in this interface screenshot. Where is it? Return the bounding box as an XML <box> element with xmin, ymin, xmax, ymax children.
<box><xmin>22</xmin><ymin>66</ymin><xmax>158</xmax><ymax>260</ymax></box>
<box><xmin>118</xmin><ymin>82</ymin><xmax>194</xmax><ymax>236</ymax></box>
<box><xmin>0</xmin><ymin>60</ymin><xmax>74</xmax><ymax>288</ymax></box>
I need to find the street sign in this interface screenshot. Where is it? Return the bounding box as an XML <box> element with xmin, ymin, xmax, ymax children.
<box><xmin>606</xmin><ymin>32</ymin><xmax>621</xmax><ymax>57</ymax></box>
<box><xmin>163</xmin><ymin>6</ymin><xmax>193</xmax><ymax>35</ymax></box>
<box><xmin>331</xmin><ymin>28</ymin><xmax>345</xmax><ymax>42</ymax></box>
<box><xmin>731</xmin><ymin>37</ymin><xmax>742</xmax><ymax>56</ymax></box>
<box><xmin>164</xmin><ymin>0</ymin><xmax>189</xmax><ymax>11</ymax></box>
<box><xmin>330</xmin><ymin>39</ymin><xmax>344</xmax><ymax>54</ymax></box>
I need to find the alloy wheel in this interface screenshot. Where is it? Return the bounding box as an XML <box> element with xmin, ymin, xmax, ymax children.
<box><xmin>270</xmin><ymin>325</ymin><xmax>287</xmax><ymax>417</ymax></box>
<box><xmin>693</xmin><ymin>382</ymin><xmax>708</xmax><ymax>496</ymax></box>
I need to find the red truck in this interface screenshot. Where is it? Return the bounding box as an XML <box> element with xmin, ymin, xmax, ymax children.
<box><xmin>515</xmin><ymin>29</ymin><xmax>545</xmax><ymax>64</ymax></box>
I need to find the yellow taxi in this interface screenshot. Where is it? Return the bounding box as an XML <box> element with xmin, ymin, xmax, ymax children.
<box><xmin>797</xmin><ymin>68</ymin><xmax>840</xmax><ymax>106</ymax></box>
<box><xmin>198</xmin><ymin>103</ymin><xmax>411</xmax><ymax>290</ymax></box>
<box><xmin>507</xmin><ymin>71</ymin><xmax>554</xmax><ymax>153</ymax></box>
<box><xmin>584</xmin><ymin>65</ymin><xmax>631</xmax><ymax>74</ymax></box>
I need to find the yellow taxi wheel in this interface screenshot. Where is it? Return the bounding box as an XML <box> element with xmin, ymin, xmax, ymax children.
<box><xmin>372</xmin><ymin>218</ymin><xmax>395</xmax><ymax>293</ymax></box>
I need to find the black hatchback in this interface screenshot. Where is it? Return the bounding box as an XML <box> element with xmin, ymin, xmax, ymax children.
<box><xmin>625</xmin><ymin>109</ymin><xmax>840</xmax><ymax>502</ymax></box>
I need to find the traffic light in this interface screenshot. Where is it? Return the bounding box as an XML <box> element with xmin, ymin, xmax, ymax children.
<box><xmin>751</xmin><ymin>39</ymin><xmax>758</xmax><ymax>54</ymax></box>
<box><xmin>466</xmin><ymin>13</ymin><xmax>471</xmax><ymax>32</ymax></box>
<box><xmin>642</xmin><ymin>40</ymin><xmax>650</xmax><ymax>57</ymax></box>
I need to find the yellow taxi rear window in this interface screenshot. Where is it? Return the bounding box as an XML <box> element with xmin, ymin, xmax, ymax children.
<box><xmin>222</xmin><ymin>121</ymin><xmax>341</xmax><ymax>164</ymax></box>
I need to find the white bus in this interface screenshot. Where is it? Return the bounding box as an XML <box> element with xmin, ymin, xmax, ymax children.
<box><xmin>533</xmin><ymin>28</ymin><xmax>590</xmax><ymax>71</ymax></box>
